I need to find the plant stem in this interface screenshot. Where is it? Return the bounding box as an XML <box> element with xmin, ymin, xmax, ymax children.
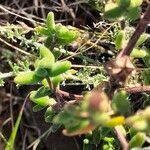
<box><xmin>57</xmin><ymin>89</ymin><xmax>83</xmax><ymax>100</ymax></box>
<box><xmin>104</xmin><ymin>4</ymin><xmax>150</xmax><ymax>150</ymax></box>
<box><xmin>124</xmin><ymin>85</ymin><xmax>150</xmax><ymax>93</ymax></box>
<box><xmin>5</xmin><ymin>93</ymin><xmax>29</xmax><ymax>150</ymax></box>
<box><xmin>46</xmin><ymin>77</ymin><xmax>53</xmax><ymax>90</ymax></box>
<box><xmin>0</xmin><ymin>132</ymin><xmax>8</xmax><ymax>145</ymax></box>
<box><xmin>114</xmin><ymin>126</ymin><xmax>128</xmax><ymax>150</ymax></box>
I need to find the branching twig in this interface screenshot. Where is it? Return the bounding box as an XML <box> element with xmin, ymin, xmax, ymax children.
<box><xmin>105</xmin><ymin>4</ymin><xmax>150</xmax><ymax>94</ymax></box>
<box><xmin>0</xmin><ymin>37</ymin><xmax>35</xmax><ymax>57</ymax></box>
<box><xmin>105</xmin><ymin>4</ymin><xmax>150</xmax><ymax>150</ymax></box>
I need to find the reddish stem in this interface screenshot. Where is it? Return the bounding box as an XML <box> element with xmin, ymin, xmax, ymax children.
<box><xmin>57</xmin><ymin>89</ymin><xmax>83</xmax><ymax>100</ymax></box>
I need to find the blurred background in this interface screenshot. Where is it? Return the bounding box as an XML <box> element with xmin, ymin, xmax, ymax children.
<box><xmin>0</xmin><ymin>0</ymin><xmax>149</xmax><ymax>150</ymax></box>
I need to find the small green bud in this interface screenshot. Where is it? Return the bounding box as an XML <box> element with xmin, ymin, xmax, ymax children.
<box><xmin>46</xmin><ymin>12</ymin><xmax>55</xmax><ymax>32</ymax></box>
<box><xmin>55</xmin><ymin>24</ymin><xmax>68</xmax><ymax>37</ymax></box>
<box><xmin>42</xmin><ymin>79</ymin><xmax>49</xmax><ymax>87</ymax></box>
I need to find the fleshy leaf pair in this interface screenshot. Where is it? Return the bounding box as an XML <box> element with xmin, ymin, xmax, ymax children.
<box><xmin>14</xmin><ymin>46</ymin><xmax>72</xmax><ymax>86</ymax></box>
<box><xmin>30</xmin><ymin>86</ymin><xmax>56</xmax><ymax>107</ymax></box>
<box><xmin>36</xmin><ymin>12</ymin><xmax>80</xmax><ymax>46</ymax></box>
<box><xmin>35</xmin><ymin>46</ymin><xmax>72</xmax><ymax>78</ymax></box>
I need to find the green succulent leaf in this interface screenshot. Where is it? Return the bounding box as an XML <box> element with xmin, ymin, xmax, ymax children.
<box><xmin>35</xmin><ymin>26</ymin><xmax>50</xmax><ymax>36</ymax></box>
<box><xmin>136</xmin><ymin>33</ymin><xmax>149</xmax><ymax>46</ymax></box>
<box><xmin>143</xmin><ymin>52</ymin><xmax>150</xmax><ymax>67</ymax></box>
<box><xmin>92</xmin><ymin>113</ymin><xmax>110</xmax><ymax>125</ymax></box>
<box><xmin>130</xmin><ymin>48</ymin><xmax>148</xmax><ymax>58</ymax></box>
<box><xmin>48</xmin><ymin>61</ymin><xmax>72</xmax><ymax>77</ymax></box>
<box><xmin>115</xmin><ymin>30</ymin><xmax>125</xmax><ymax>50</ymax></box>
<box><xmin>53</xmin><ymin>110</ymin><xmax>74</xmax><ymax>126</ymax></box>
<box><xmin>30</xmin><ymin>90</ymin><xmax>56</xmax><ymax>106</ymax></box>
<box><xmin>44</xmin><ymin>106</ymin><xmax>56</xmax><ymax>123</ymax></box>
<box><xmin>142</xmin><ymin>68</ymin><xmax>150</xmax><ymax>85</ymax></box>
<box><xmin>129</xmin><ymin>132</ymin><xmax>145</xmax><ymax>149</ymax></box>
<box><xmin>45</xmin><ymin>36</ymin><xmax>53</xmax><ymax>48</ymax></box>
<box><xmin>55</xmin><ymin>24</ymin><xmax>68</xmax><ymax>37</ymax></box>
<box><xmin>36</xmin><ymin>57</ymin><xmax>54</xmax><ymax>69</ymax></box>
<box><xmin>53</xmin><ymin>104</ymin><xmax>82</xmax><ymax>126</ymax></box>
<box><xmin>66</xmin><ymin>119</ymin><xmax>90</xmax><ymax>133</ymax></box>
<box><xmin>111</xmin><ymin>90</ymin><xmax>131</xmax><ymax>115</ymax></box>
<box><xmin>33</xmin><ymin>86</ymin><xmax>52</xmax><ymax>98</ymax></box>
<box><xmin>14</xmin><ymin>70</ymin><xmax>43</xmax><ymax>85</ymax></box>
<box><xmin>55</xmin><ymin>24</ymin><xmax>80</xmax><ymax>45</ymax></box>
<box><xmin>39</xmin><ymin>45</ymin><xmax>55</xmax><ymax>62</ymax></box>
<box><xmin>125</xmin><ymin>6</ymin><xmax>141</xmax><ymax>21</ymax></box>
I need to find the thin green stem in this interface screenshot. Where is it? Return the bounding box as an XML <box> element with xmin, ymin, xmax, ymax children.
<box><xmin>46</xmin><ymin>77</ymin><xmax>54</xmax><ymax>91</ymax></box>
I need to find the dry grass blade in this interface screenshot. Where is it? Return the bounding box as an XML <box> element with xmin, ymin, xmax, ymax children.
<box><xmin>0</xmin><ymin>37</ymin><xmax>35</xmax><ymax>57</ymax></box>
